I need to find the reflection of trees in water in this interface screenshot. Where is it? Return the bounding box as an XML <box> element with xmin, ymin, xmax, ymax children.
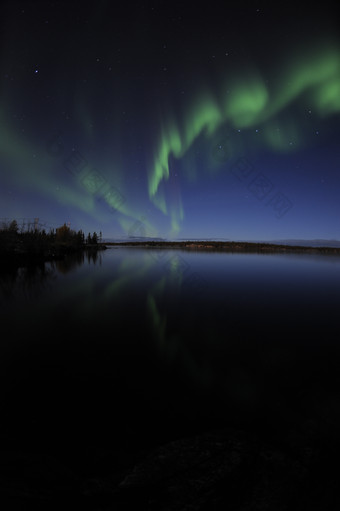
<box><xmin>53</xmin><ymin>251</ymin><xmax>85</xmax><ymax>274</ymax></box>
<box><xmin>0</xmin><ymin>263</ymin><xmax>56</xmax><ymax>306</ymax></box>
<box><xmin>53</xmin><ymin>249</ymin><xmax>102</xmax><ymax>274</ymax></box>
<box><xmin>0</xmin><ymin>250</ymin><xmax>104</xmax><ymax>307</ymax></box>
<box><xmin>85</xmin><ymin>249</ymin><xmax>102</xmax><ymax>266</ymax></box>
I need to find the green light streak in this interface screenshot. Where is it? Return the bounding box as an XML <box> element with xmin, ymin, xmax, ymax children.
<box><xmin>312</xmin><ymin>77</ymin><xmax>340</xmax><ymax>115</ymax></box>
<box><xmin>148</xmin><ymin>89</ymin><xmax>222</xmax><ymax>203</ymax></box>
<box><xmin>104</xmin><ymin>256</ymin><xmax>153</xmax><ymax>299</ymax></box>
<box><xmin>170</xmin><ymin>203</ymin><xmax>184</xmax><ymax>236</ymax></box>
<box><xmin>184</xmin><ymin>89</ymin><xmax>223</xmax><ymax>140</ymax></box>
<box><xmin>0</xmin><ymin>106</ymin><xmax>97</xmax><ymax>215</ymax></box>
<box><xmin>147</xmin><ymin>40</ymin><xmax>340</xmax><ymax>233</ymax></box>
<box><xmin>147</xmin><ymin>293</ymin><xmax>167</xmax><ymax>345</ymax></box>
<box><xmin>2</xmin><ymin>37</ymin><xmax>339</xmax><ymax>237</ymax></box>
<box><xmin>223</xmin><ymin>72</ymin><xmax>268</xmax><ymax>128</ymax></box>
<box><xmin>253</xmin><ymin>43</ymin><xmax>340</xmax><ymax>126</ymax></box>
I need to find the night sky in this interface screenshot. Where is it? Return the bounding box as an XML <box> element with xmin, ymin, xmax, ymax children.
<box><xmin>1</xmin><ymin>1</ymin><xmax>340</xmax><ymax>241</ymax></box>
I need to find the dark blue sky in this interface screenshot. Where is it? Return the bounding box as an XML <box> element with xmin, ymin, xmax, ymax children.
<box><xmin>1</xmin><ymin>1</ymin><xmax>340</xmax><ymax>241</ymax></box>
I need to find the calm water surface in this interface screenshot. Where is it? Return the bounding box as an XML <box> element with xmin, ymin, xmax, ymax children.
<box><xmin>1</xmin><ymin>247</ymin><xmax>340</xmax><ymax>467</ymax></box>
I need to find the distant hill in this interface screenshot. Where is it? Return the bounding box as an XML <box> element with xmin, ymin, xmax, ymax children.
<box><xmin>103</xmin><ymin>237</ymin><xmax>340</xmax><ymax>248</ymax></box>
<box><xmin>267</xmin><ymin>239</ymin><xmax>340</xmax><ymax>248</ymax></box>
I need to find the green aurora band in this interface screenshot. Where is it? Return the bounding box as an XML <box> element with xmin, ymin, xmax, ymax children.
<box><xmin>1</xmin><ymin>40</ymin><xmax>340</xmax><ymax>237</ymax></box>
<box><xmin>148</xmin><ymin>41</ymin><xmax>340</xmax><ymax>233</ymax></box>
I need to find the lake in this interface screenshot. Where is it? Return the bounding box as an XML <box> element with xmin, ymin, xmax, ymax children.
<box><xmin>1</xmin><ymin>246</ymin><xmax>340</xmax><ymax>483</ymax></box>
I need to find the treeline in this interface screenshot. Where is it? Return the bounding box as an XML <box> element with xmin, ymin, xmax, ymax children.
<box><xmin>0</xmin><ymin>220</ymin><xmax>104</xmax><ymax>261</ymax></box>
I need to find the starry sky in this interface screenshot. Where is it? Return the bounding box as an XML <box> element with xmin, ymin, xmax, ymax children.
<box><xmin>1</xmin><ymin>1</ymin><xmax>340</xmax><ymax>241</ymax></box>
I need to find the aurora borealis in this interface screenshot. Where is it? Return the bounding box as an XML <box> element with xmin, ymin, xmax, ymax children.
<box><xmin>1</xmin><ymin>2</ymin><xmax>340</xmax><ymax>241</ymax></box>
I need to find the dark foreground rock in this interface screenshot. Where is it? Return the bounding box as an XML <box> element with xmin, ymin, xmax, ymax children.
<box><xmin>112</xmin><ymin>426</ymin><xmax>339</xmax><ymax>511</ymax></box>
<box><xmin>2</xmin><ymin>423</ymin><xmax>338</xmax><ymax>510</ymax></box>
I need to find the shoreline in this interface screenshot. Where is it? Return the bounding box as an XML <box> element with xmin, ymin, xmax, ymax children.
<box><xmin>104</xmin><ymin>240</ymin><xmax>340</xmax><ymax>255</ymax></box>
<box><xmin>0</xmin><ymin>244</ymin><xmax>107</xmax><ymax>266</ymax></box>
<box><xmin>2</xmin><ymin>240</ymin><xmax>340</xmax><ymax>266</ymax></box>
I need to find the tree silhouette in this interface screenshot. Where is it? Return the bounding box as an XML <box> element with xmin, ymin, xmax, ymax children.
<box><xmin>56</xmin><ymin>223</ymin><xmax>71</xmax><ymax>242</ymax></box>
<box><xmin>9</xmin><ymin>220</ymin><xmax>18</xmax><ymax>233</ymax></box>
<box><xmin>0</xmin><ymin>219</ymin><xmax>103</xmax><ymax>261</ymax></box>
